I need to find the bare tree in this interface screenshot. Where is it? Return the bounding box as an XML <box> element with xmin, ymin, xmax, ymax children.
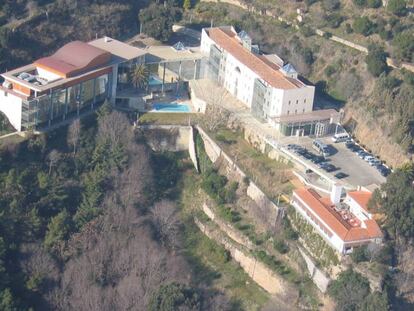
<box><xmin>97</xmin><ymin>111</ymin><xmax>133</xmax><ymax>150</ymax></box>
<box><xmin>202</xmin><ymin>105</ymin><xmax>231</xmax><ymax>132</ymax></box>
<box><xmin>150</xmin><ymin>200</ymin><xmax>180</xmax><ymax>249</ymax></box>
<box><xmin>67</xmin><ymin>119</ymin><xmax>81</xmax><ymax>156</ymax></box>
<box><xmin>48</xmin><ymin>149</ymin><xmax>61</xmax><ymax>175</ymax></box>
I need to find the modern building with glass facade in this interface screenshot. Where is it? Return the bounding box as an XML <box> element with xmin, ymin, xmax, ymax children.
<box><xmin>0</xmin><ymin>36</ymin><xmax>205</xmax><ymax>131</ymax></box>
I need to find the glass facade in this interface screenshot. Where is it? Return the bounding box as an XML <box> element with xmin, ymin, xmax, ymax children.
<box><xmin>21</xmin><ymin>73</ymin><xmax>109</xmax><ymax>129</ymax></box>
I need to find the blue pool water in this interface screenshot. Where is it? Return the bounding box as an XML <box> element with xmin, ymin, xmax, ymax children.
<box><xmin>153</xmin><ymin>102</ymin><xmax>190</xmax><ymax>112</ymax></box>
<box><xmin>148</xmin><ymin>76</ymin><xmax>163</xmax><ymax>86</ymax></box>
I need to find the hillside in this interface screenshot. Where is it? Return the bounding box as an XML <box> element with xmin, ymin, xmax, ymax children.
<box><xmin>185</xmin><ymin>1</ymin><xmax>414</xmax><ymax>167</ymax></box>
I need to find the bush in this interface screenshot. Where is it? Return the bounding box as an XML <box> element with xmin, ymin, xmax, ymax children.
<box><xmin>392</xmin><ymin>31</ymin><xmax>414</xmax><ymax>63</ymax></box>
<box><xmin>353</xmin><ymin>16</ymin><xmax>375</xmax><ymax>36</ymax></box>
<box><xmin>366</xmin><ymin>45</ymin><xmax>388</xmax><ymax>77</ymax></box>
<box><xmin>149</xmin><ymin>283</ymin><xmax>201</xmax><ymax>311</ymax></box>
<box><xmin>326</xmin><ymin>13</ymin><xmax>344</xmax><ymax>28</ymax></box>
<box><xmin>387</xmin><ymin>0</ymin><xmax>407</xmax><ymax>16</ymax></box>
<box><xmin>353</xmin><ymin>0</ymin><xmax>366</xmax><ymax>6</ymax></box>
<box><xmin>345</xmin><ymin>23</ymin><xmax>353</xmax><ymax>34</ymax></box>
<box><xmin>351</xmin><ymin>246</ymin><xmax>368</xmax><ymax>263</ymax></box>
<box><xmin>324</xmin><ymin>65</ymin><xmax>336</xmax><ymax>77</ymax></box>
<box><xmin>322</xmin><ymin>0</ymin><xmax>340</xmax><ymax>11</ymax></box>
<box><xmin>225</xmin><ymin>181</ymin><xmax>238</xmax><ymax>203</ymax></box>
<box><xmin>367</xmin><ymin>0</ymin><xmax>382</xmax><ymax>8</ymax></box>
<box><xmin>300</xmin><ymin>26</ymin><xmax>315</xmax><ymax>37</ymax></box>
<box><xmin>273</xmin><ymin>239</ymin><xmax>289</xmax><ymax>254</ymax></box>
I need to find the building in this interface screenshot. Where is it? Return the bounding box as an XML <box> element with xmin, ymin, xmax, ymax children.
<box><xmin>201</xmin><ymin>26</ymin><xmax>340</xmax><ymax>136</ymax></box>
<box><xmin>291</xmin><ymin>185</ymin><xmax>382</xmax><ymax>254</ymax></box>
<box><xmin>0</xmin><ymin>37</ymin><xmax>206</xmax><ymax>131</ymax></box>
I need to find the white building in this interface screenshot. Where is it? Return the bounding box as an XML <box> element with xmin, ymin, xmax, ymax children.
<box><xmin>291</xmin><ymin>185</ymin><xmax>383</xmax><ymax>254</ymax></box>
<box><xmin>201</xmin><ymin>26</ymin><xmax>340</xmax><ymax>136</ymax></box>
<box><xmin>201</xmin><ymin>27</ymin><xmax>314</xmax><ymax>118</ymax></box>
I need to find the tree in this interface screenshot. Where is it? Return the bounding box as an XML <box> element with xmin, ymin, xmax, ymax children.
<box><xmin>150</xmin><ymin>200</ymin><xmax>180</xmax><ymax>249</ymax></box>
<box><xmin>183</xmin><ymin>0</ymin><xmax>191</xmax><ymax>10</ymax></box>
<box><xmin>353</xmin><ymin>0</ymin><xmax>366</xmax><ymax>6</ymax></box>
<box><xmin>393</xmin><ymin>31</ymin><xmax>414</xmax><ymax>63</ymax></box>
<box><xmin>371</xmin><ymin>169</ymin><xmax>414</xmax><ymax>240</ymax></box>
<box><xmin>328</xmin><ymin>269</ymin><xmax>370</xmax><ymax>311</ymax></box>
<box><xmin>139</xmin><ymin>3</ymin><xmax>181</xmax><ymax>42</ymax></box>
<box><xmin>322</xmin><ymin>0</ymin><xmax>340</xmax><ymax>11</ymax></box>
<box><xmin>367</xmin><ymin>0</ymin><xmax>382</xmax><ymax>8</ymax></box>
<box><xmin>366</xmin><ymin>45</ymin><xmax>388</xmax><ymax>77</ymax></box>
<box><xmin>361</xmin><ymin>292</ymin><xmax>389</xmax><ymax>311</ymax></box>
<box><xmin>387</xmin><ymin>0</ymin><xmax>407</xmax><ymax>16</ymax></box>
<box><xmin>353</xmin><ymin>16</ymin><xmax>375</xmax><ymax>36</ymax></box>
<box><xmin>148</xmin><ymin>283</ymin><xmax>201</xmax><ymax>311</ymax></box>
<box><xmin>67</xmin><ymin>119</ymin><xmax>81</xmax><ymax>156</ymax></box>
<box><xmin>130</xmin><ymin>64</ymin><xmax>149</xmax><ymax>90</ymax></box>
<box><xmin>44</xmin><ymin>210</ymin><xmax>72</xmax><ymax>250</ymax></box>
<box><xmin>47</xmin><ymin>149</ymin><xmax>61</xmax><ymax>175</ymax></box>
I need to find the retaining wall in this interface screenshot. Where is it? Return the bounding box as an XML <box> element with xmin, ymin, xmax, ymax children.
<box><xmin>196</xmin><ymin>126</ymin><xmax>283</xmax><ymax>223</ymax></box>
<box><xmin>194</xmin><ymin>217</ymin><xmax>293</xmax><ymax>296</ymax></box>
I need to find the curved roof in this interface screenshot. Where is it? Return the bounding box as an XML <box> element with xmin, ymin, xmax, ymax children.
<box><xmin>34</xmin><ymin>41</ymin><xmax>111</xmax><ymax>78</ymax></box>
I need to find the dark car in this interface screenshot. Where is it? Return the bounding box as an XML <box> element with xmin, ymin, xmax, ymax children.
<box><xmin>311</xmin><ymin>155</ymin><xmax>325</xmax><ymax>164</ymax></box>
<box><xmin>335</xmin><ymin>172</ymin><xmax>348</xmax><ymax>179</ymax></box>
<box><xmin>319</xmin><ymin>163</ymin><xmax>338</xmax><ymax>172</ymax></box>
<box><xmin>376</xmin><ymin>165</ymin><xmax>390</xmax><ymax>177</ymax></box>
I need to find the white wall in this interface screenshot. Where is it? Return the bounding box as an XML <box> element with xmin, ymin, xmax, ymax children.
<box><xmin>36</xmin><ymin>67</ymin><xmax>62</xmax><ymax>81</ymax></box>
<box><xmin>0</xmin><ymin>90</ymin><xmax>22</xmax><ymax>131</ymax></box>
<box><xmin>200</xmin><ymin>29</ymin><xmax>214</xmax><ymax>54</ymax></box>
<box><xmin>272</xmin><ymin>85</ymin><xmax>314</xmax><ymax>117</ymax></box>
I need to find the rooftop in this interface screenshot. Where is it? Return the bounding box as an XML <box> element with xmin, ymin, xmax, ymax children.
<box><xmin>293</xmin><ymin>187</ymin><xmax>382</xmax><ymax>242</ymax></box>
<box><xmin>206</xmin><ymin>27</ymin><xmax>304</xmax><ymax>90</ymax></box>
<box><xmin>88</xmin><ymin>37</ymin><xmax>146</xmax><ymax>61</ymax></box>
<box><xmin>35</xmin><ymin>41</ymin><xmax>111</xmax><ymax>78</ymax></box>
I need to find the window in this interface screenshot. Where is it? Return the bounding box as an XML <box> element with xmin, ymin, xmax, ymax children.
<box><xmin>287</xmin><ymin>110</ymin><xmax>290</xmax><ymax>115</ymax></box>
<box><xmin>303</xmin><ymin>108</ymin><xmax>305</xmax><ymax>113</ymax></box>
<box><xmin>295</xmin><ymin>109</ymin><xmax>297</xmax><ymax>114</ymax></box>
<box><xmin>296</xmin><ymin>100</ymin><xmax>298</xmax><ymax>104</ymax></box>
<box><xmin>288</xmin><ymin>100</ymin><xmax>291</xmax><ymax>105</ymax></box>
<box><xmin>304</xmin><ymin>99</ymin><xmax>306</xmax><ymax>103</ymax></box>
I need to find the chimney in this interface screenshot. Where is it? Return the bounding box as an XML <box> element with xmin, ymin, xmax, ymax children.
<box><xmin>330</xmin><ymin>183</ymin><xmax>342</xmax><ymax>204</ymax></box>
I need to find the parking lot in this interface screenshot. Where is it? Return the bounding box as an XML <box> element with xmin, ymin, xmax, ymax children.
<box><xmin>280</xmin><ymin>135</ymin><xmax>387</xmax><ymax>188</ymax></box>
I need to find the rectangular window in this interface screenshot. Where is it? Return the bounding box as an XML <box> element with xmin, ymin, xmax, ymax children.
<box><xmin>296</xmin><ymin>100</ymin><xmax>298</xmax><ymax>104</ymax></box>
<box><xmin>288</xmin><ymin>100</ymin><xmax>291</xmax><ymax>105</ymax></box>
<box><xmin>304</xmin><ymin>99</ymin><xmax>306</xmax><ymax>103</ymax></box>
<box><xmin>287</xmin><ymin>110</ymin><xmax>290</xmax><ymax>115</ymax></box>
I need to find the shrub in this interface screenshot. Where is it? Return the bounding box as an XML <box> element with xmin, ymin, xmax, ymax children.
<box><xmin>393</xmin><ymin>31</ymin><xmax>414</xmax><ymax>63</ymax></box>
<box><xmin>353</xmin><ymin>16</ymin><xmax>375</xmax><ymax>36</ymax></box>
<box><xmin>273</xmin><ymin>239</ymin><xmax>289</xmax><ymax>254</ymax></box>
<box><xmin>324</xmin><ymin>65</ymin><xmax>336</xmax><ymax>77</ymax></box>
<box><xmin>149</xmin><ymin>283</ymin><xmax>201</xmax><ymax>311</ymax></box>
<box><xmin>366</xmin><ymin>44</ymin><xmax>388</xmax><ymax>77</ymax></box>
<box><xmin>387</xmin><ymin>0</ymin><xmax>407</xmax><ymax>16</ymax></box>
<box><xmin>225</xmin><ymin>181</ymin><xmax>238</xmax><ymax>203</ymax></box>
<box><xmin>351</xmin><ymin>246</ymin><xmax>368</xmax><ymax>263</ymax></box>
<box><xmin>345</xmin><ymin>23</ymin><xmax>353</xmax><ymax>34</ymax></box>
<box><xmin>300</xmin><ymin>26</ymin><xmax>315</xmax><ymax>37</ymax></box>
<box><xmin>326</xmin><ymin>13</ymin><xmax>344</xmax><ymax>28</ymax></box>
<box><xmin>367</xmin><ymin>0</ymin><xmax>381</xmax><ymax>7</ymax></box>
<box><xmin>322</xmin><ymin>0</ymin><xmax>340</xmax><ymax>11</ymax></box>
<box><xmin>353</xmin><ymin>0</ymin><xmax>366</xmax><ymax>6</ymax></box>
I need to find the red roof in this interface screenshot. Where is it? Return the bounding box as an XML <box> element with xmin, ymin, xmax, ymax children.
<box><xmin>347</xmin><ymin>191</ymin><xmax>372</xmax><ymax>212</ymax></box>
<box><xmin>293</xmin><ymin>188</ymin><xmax>382</xmax><ymax>242</ymax></box>
<box><xmin>34</xmin><ymin>41</ymin><xmax>111</xmax><ymax>78</ymax></box>
<box><xmin>207</xmin><ymin>28</ymin><xmax>302</xmax><ymax>90</ymax></box>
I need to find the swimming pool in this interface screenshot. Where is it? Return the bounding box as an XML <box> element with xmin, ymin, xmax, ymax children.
<box><xmin>153</xmin><ymin>102</ymin><xmax>190</xmax><ymax>112</ymax></box>
<box><xmin>148</xmin><ymin>76</ymin><xmax>163</xmax><ymax>86</ymax></box>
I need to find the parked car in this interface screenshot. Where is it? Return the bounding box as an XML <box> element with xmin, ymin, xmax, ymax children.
<box><xmin>311</xmin><ymin>155</ymin><xmax>325</xmax><ymax>164</ymax></box>
<box><xmin>368</xmin><ymin>159</ymin><xmax>381</xmax><ymax>166</ymax></box>
<box><xmin>320</xmin><ymin>163</ymin><xmax>337</xmax><ymax>172</ymax></box>
<box><xmin>364</xmin><ymin>155</ymin><xmax>375</xmax><ymax>161</ymax></box>
<box><xmin>335</xmin><ymin>172</ymin><xmax>348</xmax><ymax>179</ymax></box>
<box><xmin>375</xmin><ymin>165</ymin><xmax>390</xmax><ymax>177</ymax></box>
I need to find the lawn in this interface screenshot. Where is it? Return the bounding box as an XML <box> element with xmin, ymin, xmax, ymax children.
<box><xmin>138</xmin><ymin>112</ymin><xmax>199</xmax><ymax>125</ymax></box>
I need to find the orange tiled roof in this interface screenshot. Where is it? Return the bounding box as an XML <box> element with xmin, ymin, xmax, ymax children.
<box><xmin>293</xmin><ymin>188</ymin><xmax>382</xmax><ymax>242</ymax></box>
<box><xmin>207</xmin><ymin>28</ymin><xmax>302</xmax><ymax>90</ymax></box>
<box><xmin>347</xmin><ymin>191</ymin><xmax>372</xmax><ymax>212</ymax></box>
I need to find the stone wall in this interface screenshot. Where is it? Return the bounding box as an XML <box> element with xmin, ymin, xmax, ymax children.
<box><xmin>299</xmin><ymin>248</ymin><xmax>331</xmax><ymax>293</ymax></box>
<box><xmin>197</xmin><ymin>126</ymin><xmax>283</xmax><ymax>222</ymax></box>
<box><xmin>194</xmin><ymin>217</ymin><xmax>295</xmax><ymax>296</ymax></box>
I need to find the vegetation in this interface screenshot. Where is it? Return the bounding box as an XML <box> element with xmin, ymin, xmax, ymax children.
<box><xmin>366</xmin><ymin>44</ymin><xmax>388</xmax><ymax>77</ymax></box>
<box><xmin>130</xmin><ymin>64</ymin><xmax>149</xmax><ymax>90</ymax></box>
<box><xmin>328</xmin><ymin>269</ymin><xmax>389</xmax><ymax>311</ymax></box>
<box><xmin>139</xmin><ymin>2</ymin><xmax>182</xmax><ymax>42</ymax></box>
